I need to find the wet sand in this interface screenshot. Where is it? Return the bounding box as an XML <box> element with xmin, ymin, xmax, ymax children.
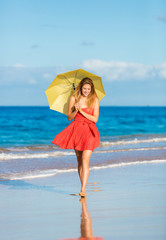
<box><xmin>0</xmin><ymin>162</ymin><xmax>166</xmax><ymax>240</ymax></box>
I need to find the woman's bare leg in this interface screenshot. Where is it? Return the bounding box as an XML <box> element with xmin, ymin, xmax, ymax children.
<box><xmin>75</xmin><ymin>150</ymin><xmax>83</xmax><ymax>184</ymax></box>
<box><xmin>81</xmin><ymin>150</ymin><xmax>92</xmax><ymax>193</ymax></box>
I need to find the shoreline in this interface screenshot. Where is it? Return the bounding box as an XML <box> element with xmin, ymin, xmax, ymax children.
<box><xmin>1</xmin><ymin>158</ymin><xmax>166</xmax><ymax>181</ymax></box>
<box><xmin>1</xmin><ymin>162</ymin><xmax>166</xmax><ymax>240</ymax></box>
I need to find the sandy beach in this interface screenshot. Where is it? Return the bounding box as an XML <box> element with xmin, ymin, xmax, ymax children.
<box><xmin>1</xmin><ymin>161</ymin><xmax>166</xmax><ymax>240</ymax></box>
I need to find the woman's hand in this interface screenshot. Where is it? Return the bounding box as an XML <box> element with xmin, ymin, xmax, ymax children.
<box><xmin>74</xmin><ymin>102</ymin><xmax>81</xmax><ymax>111</ymax></box>
<box><xmin>79</xmin><ymin>98</ymin><xmax>99</xmax><ymax>123</ymax></box>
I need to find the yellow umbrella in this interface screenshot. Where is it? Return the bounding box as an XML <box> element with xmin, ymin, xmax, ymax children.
<box><xmin>45</xmin><ymin>69</ymin><xmax>105</xmax><ymax>115</ymax></box>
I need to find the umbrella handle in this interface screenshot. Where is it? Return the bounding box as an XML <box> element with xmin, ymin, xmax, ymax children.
<box><xmin>72</xmin><ymin>83</ymin><xmax>76</xmax><ymax>90</ymax></box>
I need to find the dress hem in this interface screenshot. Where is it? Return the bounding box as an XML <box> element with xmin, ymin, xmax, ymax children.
<box><xmin>52</xmin><ymin>142</ymin><xmax>99</xmax><ymax>152</ymax></box>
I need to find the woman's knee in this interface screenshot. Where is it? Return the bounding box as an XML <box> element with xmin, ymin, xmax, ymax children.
<box><xmin>82</xmin><ymin>150</ymin><xmax>92</xmax><ymax>162</ymax></box>
<box><xmin>75</xmin><ymin>150</ymin><xmax>83</xmax><ymax>166</ymax></box>
<box><xmin>75</xmin><ymin>150</ymin><xmax>82</xmax><ymax>158</ymax></box>
<box><xmin>82</xmin><ymin>158</ymin><xmax>90</xmax><ymax>169</ymax></box>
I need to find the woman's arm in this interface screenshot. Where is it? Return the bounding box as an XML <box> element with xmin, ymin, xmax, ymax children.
<box><xmin>79</xmin><ymin>98</ymin><xmax>99</xmax><ymax>123</ymax></box>
<box><xmin>67</xmin><ymin>96</ymin><xmax>78</xmax><ymax>121</ymax></box>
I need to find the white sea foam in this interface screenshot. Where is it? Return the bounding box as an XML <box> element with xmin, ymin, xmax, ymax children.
<box><xmin>0</xmin><ymin>146</ymin><xmax>166</xmax><ymax>161</ymax></box>
<box><xmin>100</xmin><ymin>137</ymin><xmax>166</xmax><ymax>146</ymax></box>
<box><xmin>4</xmin><ymin>159</ymin><xmax>166</xmax><ymax>180</ymax></box>
<box><xmin>90</xmin><ymin>159</ymin><xmax>166</xmax><ymax>170</ymax></box>
<box><xmin>1</xmin><ymin>136</ymin><xmax>165</xmax><ymax>154</ymax></box>
<box><xmin>0</xmin><ymin>151</ymin><xmax>75</xmax><ymax>160</ymax></box>
<box><xmin>5</xmin><ymin>168</ymin><xmax>77</xmax><ymax>180</ymax></box>
<box><xmin>95</xmin><ymin>146</ymin><xmax>166</xmax><ymax>154</ymax></box>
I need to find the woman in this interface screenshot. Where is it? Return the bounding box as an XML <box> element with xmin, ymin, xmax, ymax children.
<box><xmin>52</xmin><ymin>77</ymin><xmax>100</xmax><ymax>197</ymax></box>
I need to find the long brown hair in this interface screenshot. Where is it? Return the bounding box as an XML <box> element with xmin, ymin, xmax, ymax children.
<box><xmin>74</xmin><ymin>77</ymin><xmax>98</xmax><ymax>108</ymax></box>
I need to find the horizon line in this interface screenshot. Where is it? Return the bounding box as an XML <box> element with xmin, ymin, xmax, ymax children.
<box><xmin>0</xmin><ymin>105</ymin><xmax>165</xmax><ymax>107</ymax></box>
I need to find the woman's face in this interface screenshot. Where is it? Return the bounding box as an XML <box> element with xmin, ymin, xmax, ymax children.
<box><xmin>81</xmin><ymin>84</ymin><xmax>91</xmax><ymax>97</ymax></box>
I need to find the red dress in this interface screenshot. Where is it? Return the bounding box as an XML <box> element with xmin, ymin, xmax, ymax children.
<box><xmin>52</xmin><ymin>108</ymin><xmax>100</xmax><ymax>151</ymax></box>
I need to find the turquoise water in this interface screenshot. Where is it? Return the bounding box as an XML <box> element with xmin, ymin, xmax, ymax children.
<box><xmin>0</xmin><ymin>106</ymin><xmax>166</xmax><ymax>146</ymax></box>
<box><xmin>0</xmin><ymin>106</ymin><xmax>166</xmax><ymax>180</ymax></box>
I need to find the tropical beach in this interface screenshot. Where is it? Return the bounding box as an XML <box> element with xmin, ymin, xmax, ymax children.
<box><xmin>1</xmin><ymin>0</ymin><xmax>166</xmax><ymax>239</ymax></box>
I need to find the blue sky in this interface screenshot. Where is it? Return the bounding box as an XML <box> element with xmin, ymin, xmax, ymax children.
<box><xmin>0</xmin><ymin>0</ymin><xmax>166</xmax><ymax>106</ymax></box>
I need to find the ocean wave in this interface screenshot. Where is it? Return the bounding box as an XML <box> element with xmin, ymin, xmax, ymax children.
<box><xmin>100</xmin><ymin>136</ymin><xmax>166</xmax><ymax>146</ymax></box>
<box><xmin>0</xmin><ymin>145</ymin><xmax>57</xmax><ymax>152</ymax></box>
<box><xmin>0</xmin><ymin>151</ymin><xmax>75</xmax><ymax>160</ymax></box>
<box><xmin>0</xmin><ymin>146</ymin><xmax>166</xmax><ymax>161</ymax></box>
<box><xmin>95</xmin><ymin>146</ymin><xmax>166</xmax><ymax>154</ymax></box>
<box><xmin>1</xmin><ymin>135</ymin><xmax>166</xmax><ymax>153</ymax></box>
<box><xmin>2</xmin><ymin>159</ymin><xmax>166</xmax><ymax>180</ymax></box>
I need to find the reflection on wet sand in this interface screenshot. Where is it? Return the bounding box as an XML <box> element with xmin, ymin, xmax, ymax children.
<box><xmin>59</xmin><ymin>196</ymin><xmax>104</xmax><ymax>240</ymax></box>
<box><xmin>79</xmin><ymin>197</ymin><xmax>103</xmax><ymax>240</ymax></box>
<box><xmin>87</xmin><ymin>182</ymin><xmax>102</xmax><ymax>193</ymax></box>
<box><xmin>80</xmin><ymin>197</ymin><xmax>93</xmax><ymax>238</ymax></box>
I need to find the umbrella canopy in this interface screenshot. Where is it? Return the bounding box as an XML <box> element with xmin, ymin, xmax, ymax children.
<box><xmin>45</xmin><ymin>69</ymin><xmax>105</xmax><ymax>115</ymax></box>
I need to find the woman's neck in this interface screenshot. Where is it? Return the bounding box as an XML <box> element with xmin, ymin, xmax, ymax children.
<box><xmin>79</xmin><ymin>96</ymin><xmax>88</xmax><ymax>108</ymax></box>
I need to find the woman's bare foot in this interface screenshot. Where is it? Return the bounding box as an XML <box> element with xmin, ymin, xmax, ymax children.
<box><xmin>79</xmin><ymin>187</ymin><xmax>86</xmax><ymax>197</ymax></box>
<box><xmin>79</xmin><ymin>191</ymin><xmax>86</xmax><ymax>197</ymax></box>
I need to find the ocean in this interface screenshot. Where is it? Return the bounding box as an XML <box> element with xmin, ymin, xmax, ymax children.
<box><xmin>0</xmin><ymin>106</ymin><xmax>166</xmax><ymax>180</ymax></box>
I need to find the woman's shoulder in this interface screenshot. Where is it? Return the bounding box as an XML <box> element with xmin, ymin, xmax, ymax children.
<box><xmin>69</xmin><ymin>95</ymin><xmax>76</xmax><ymax>103</ymax></box>
<box><xmin>70</xmin><ymin>95</ymin><xmax>75</xmax><ymax>100</ymax></box>
<box><xmin>90</xmin><ymin>97</ymin><xmax>99</xmax><ymax>110</ymax></box>
<box><xmin>94</xmin><ymin>96</ymin><xmax>99</xmax><ymax>105</ymax></box>
<box><xmin>94</xmin><ymin>96</ymin><xmax>99</xmax><ymax>102</ymax></box>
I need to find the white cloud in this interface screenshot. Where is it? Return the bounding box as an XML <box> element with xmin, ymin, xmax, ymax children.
<box><xmin>0</xmin><ymin>61</ymin><xmax>166</xmax><ymax>88</ymax></box>
<box><xmin>43</xmin><ymin>73</ymin><xmax>53</xmax><ymax>79</ymax></box>
<box><xmin>13</xmin><ymin>63</ymin><xmax>26</xmax><ymax>68</ymax></box>
<box><xmin>28</xmin><ymin>78</ymin><xmax>37</xmax><ymax>84</ymax></box>
<box><xmin>0</xmin><ymin>66</ymin><xmax>60</xmax><ymax>86</ymax></box>
<box><xmin>156</xmin><ymin>62</ymin><xmax>166</xmax><ymax>78</ymax></box>
<box><xmin>82</xmin><ymin>59</ymin><xmax>166</xmax><ymax>81</ymax></box>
